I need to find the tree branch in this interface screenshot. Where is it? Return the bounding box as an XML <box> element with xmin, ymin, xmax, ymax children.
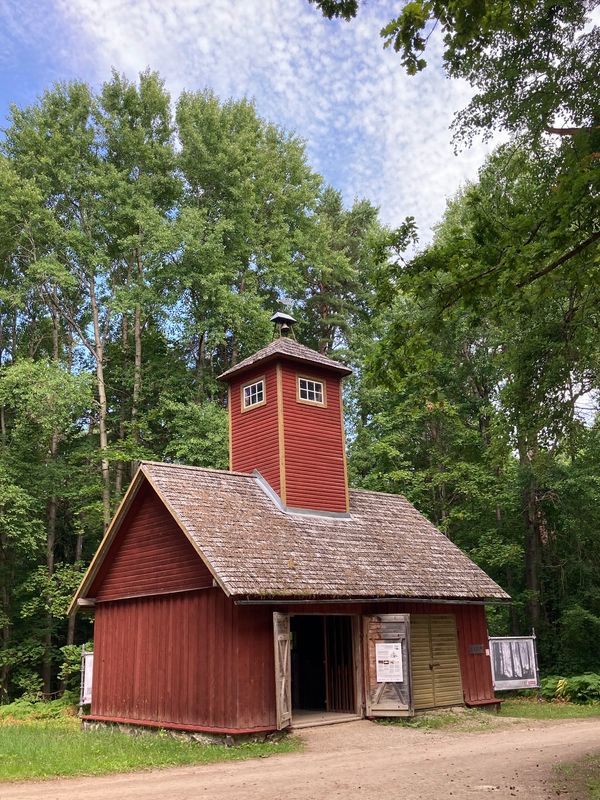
<box><xmin>546</xmin><ymin>125</ymin><xmax>600</xmax><ymax>136</ymax></box>
<box><xmin>516</xmin><ymin>231</ymin><xmax>600</xmax><ymax>288</ymax></box>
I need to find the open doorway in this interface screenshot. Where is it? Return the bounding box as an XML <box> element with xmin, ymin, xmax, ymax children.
<box><xmin>290</xmin><ymin>615</ymin><xmax>356</xmax><ymax>721</ymax></box>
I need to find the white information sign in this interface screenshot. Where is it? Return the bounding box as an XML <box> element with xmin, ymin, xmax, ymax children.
<box><xmin>375</xmin><ymin>641</ymin><xmax>403</xmax><ymax>683</ymax></box>
<box><xmin>80</xmin><ymin>651</ymin><xmax>94</xmax><ymax>705</ymax></box>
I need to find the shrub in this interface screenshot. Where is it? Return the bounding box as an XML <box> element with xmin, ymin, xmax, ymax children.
<box><xmin>0</xmin><ymin>695</ymin><xmax>77</xmax><ymax>720</ymax></box>
<box><xmin>541</xmin><ymin>675</ymin><xmax>562</xmax><ymax>701</ymax></box>
<box><xmin>541</xmin><ymin>673</ymin><xmax>600</xmax><ymax>704</ymax></box>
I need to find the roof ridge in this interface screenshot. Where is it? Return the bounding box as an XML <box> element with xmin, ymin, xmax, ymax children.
<box><xmin>140</xmin><ymin>460</ymin><xmax>253</xmax><ymax>479</ymax></box>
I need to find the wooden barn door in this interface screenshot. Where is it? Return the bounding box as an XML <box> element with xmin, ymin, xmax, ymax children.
<box><xmin>411</xmin><ymin>614</ymin><xmax>463</xmax><ymax>710</ymax></box>
<box><xmin>363</xmin><ymin>614</ymin><xmax>412</xmax><ymax>717</ymax></box>
<box><xmin>273</xmin><ymin>613</ymin><xmax>292</xmax><ymax>730</ymax></box>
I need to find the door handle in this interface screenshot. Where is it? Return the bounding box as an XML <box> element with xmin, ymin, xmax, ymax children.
<box><xmin>429</xmin><ymin>662</ymin><xmax>441</xmax><ymax>669</ymax></box>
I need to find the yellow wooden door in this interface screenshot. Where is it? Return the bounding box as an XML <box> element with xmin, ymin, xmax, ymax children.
<box><xmin>410</xmin><ymin>615</ymin><xmax>435</xmax><ymax>709</ymax></box>
<box><xmin>410</xmin><ymin>615</ymin><xmax>463</xmax><ymax>710</ymax></box>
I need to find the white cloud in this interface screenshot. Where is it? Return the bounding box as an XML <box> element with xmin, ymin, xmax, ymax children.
<box><xmin>46</xmin><ymin>0</ymin><xmax>497</xmax><ymax>237</ymax></box>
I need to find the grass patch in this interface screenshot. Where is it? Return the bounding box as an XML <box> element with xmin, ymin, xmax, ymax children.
<box><xmin>0</xmin><ymin>715</ymin><xmax>300</xmax><ymax>782</ymax></box>
<box><xmin>499</xmin><ymin>698</ymin><xmax>600</xmax><ymax>720</ymax></box>
<box><xmin>375</xmin><ymin>707</ymin><xmax>497</xmax><ymax>732</ymax></box>
<box><xmin>556</xmin><ymin>755</ymin><xmax>600</xmax><ymax>799</ymax></box>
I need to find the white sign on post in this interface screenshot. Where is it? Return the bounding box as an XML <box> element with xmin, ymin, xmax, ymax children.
<box><xmin>80</xmin><ymin>651</ymin><xmax>94</xmax><ymax>705</ymax></box>
<box><xmin>375</xmin><ymin>641</ymin><xmax>403</xmax><ymax>683</ymax></box>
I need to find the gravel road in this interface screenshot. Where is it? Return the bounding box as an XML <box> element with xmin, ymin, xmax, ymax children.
<box><xmin>3</xmin><ymin>716</ymin><xmax>599</xmax><ymax>800</ymax></box>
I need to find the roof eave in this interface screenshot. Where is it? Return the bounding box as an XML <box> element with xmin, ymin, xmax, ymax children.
<box><xmin>231</xmin><ymin>592</ymin><xmax>511</xmax><ymax>605</ymax></box>
<box><xmin>217</xmin><ymin>352</ymin><xmax>352</xmax><ymax>382</ymax></box>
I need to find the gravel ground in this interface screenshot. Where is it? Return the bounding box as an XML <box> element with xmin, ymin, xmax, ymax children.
<box><xmin>3</xmin><ymin>715</ymin><xmax>600</xmax><ymax>800</ymax></box>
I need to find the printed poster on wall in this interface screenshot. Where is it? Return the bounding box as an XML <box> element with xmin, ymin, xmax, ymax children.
<box><xmin>375</xmin><ymin>641</ymin><xmax>403</xmax><ymax>683</ymax></box>
<box><xmin>80</xmin><ymin>651</ymin><xmax>94</xmax><ymax>705</ymax></box>
<box><xmin>489</xmin><ymin>636</ymin><xmax>539</xmax><ymax>690</ymax></box>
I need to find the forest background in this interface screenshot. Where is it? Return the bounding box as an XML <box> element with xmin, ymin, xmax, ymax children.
<box><xmin>0</xmin><ymin>0</ymin><xmax>598</xmax><ymax>699</ymax></box>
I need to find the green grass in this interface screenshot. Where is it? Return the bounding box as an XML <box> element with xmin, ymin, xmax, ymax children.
<box><xmin>556</xmin><ymin>755</ymin><xmax>600</xmax><ymax>799</ymax></box>
<box><xmin>0</xmin><ymin>715</ymin><xmax>300</xmax><ymax>782</ymax></box>
<box><xmin>374</xmin><ymin>698</ymin><xmax>600</xmax><ymax>732</ymax></box>
<box><xmin>499</xmin><ymin>698</ymin><xmax>600</xmax><ymax>720</ymax></box>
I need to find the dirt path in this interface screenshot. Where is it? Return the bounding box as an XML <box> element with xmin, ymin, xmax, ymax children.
<box><xmin>3</xmin><ymin>717</ymin><xmax>600</xmax><ymax>800</ymax></box>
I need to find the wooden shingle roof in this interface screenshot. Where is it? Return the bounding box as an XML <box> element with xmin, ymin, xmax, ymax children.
<box><xmin>217</xmin><ymin>337</ymin><xmax>353</xmax><ymax>381</ymax></box>
<box><xmin>134</xmin><ymin>461</ymin><xmax>508</xmax><ymax>602</ymax></box>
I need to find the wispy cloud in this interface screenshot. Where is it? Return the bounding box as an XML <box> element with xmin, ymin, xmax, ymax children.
<box><xmin>3</xmin><ymin>0</ymin><xmax>497</xmax><ymax>239</ymax></box>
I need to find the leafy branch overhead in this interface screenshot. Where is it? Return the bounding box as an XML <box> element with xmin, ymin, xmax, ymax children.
<box><xmin>310</xmin><ymin>1</ymin><xmax>599</xmax><ymax>137</ymax></box>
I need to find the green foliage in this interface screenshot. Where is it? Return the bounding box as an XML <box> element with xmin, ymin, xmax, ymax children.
<box><xmin>349</xmin><ymin>139</ymin><xmax>600</xmax><ymax>672</ymax></box>
<box><xmin>310</xmin><ymin>2</ymin><xmax>599</xmax><ymax>141</ymax></box>
<box><xmin>58</xmin><ymin>643</ymin><xmax>93</xmax><ymax>694</ymax></box>
<box><xmin>541</xmin><ymin>674</ymin><xmax>600</xmax><ymax>705</ymax></box>
<box><xmin>0</xmin><ymin>57</ymin><xmax>597</xmax><ymax>699</ymax></box>
<box><xmin>0</xmin><ymin>695</ymin><xmax>77</xmax><ymax>720</ymax></box>
<box><xmin>157</xmin><ymin>400</ymin><xmax>229</xmax><ymax>469</ymax></box>
<box><xmin>0</xmin><ymin>70</ymin><xmax>398</xmax><ymax>698</ymax></box>
<box><xmin>557</xmin><ymin>607</ymin><xmax>600</xmax><ymax>675</ymax></box>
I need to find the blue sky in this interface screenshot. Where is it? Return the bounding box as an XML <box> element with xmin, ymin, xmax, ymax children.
<box><xmin>0</xmin><ymin>0</ymin><xmax>496</xmax><ymax>240</ymax></box>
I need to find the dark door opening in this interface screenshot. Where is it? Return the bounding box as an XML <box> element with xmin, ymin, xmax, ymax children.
<box><xmin>290</xmin><ymin>615</ymin><xmax>355</xmax><ymax>714</ymax></box>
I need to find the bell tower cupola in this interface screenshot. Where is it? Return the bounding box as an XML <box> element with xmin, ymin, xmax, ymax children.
<box><xmin>218</xmin><ymin>316</ymin><xmax>352</xmax><ymax>513</ymax></box>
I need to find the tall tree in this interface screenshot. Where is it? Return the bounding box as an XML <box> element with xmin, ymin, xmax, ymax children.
<box><xmin>0</xmin><ymin>360</ymin><xmax>91</xmax><ymax>693</ymax></box>
<box><xmin>352</xmin><ymin>144</ymin><xmax>600</xmax><ymax>666</ymax></box>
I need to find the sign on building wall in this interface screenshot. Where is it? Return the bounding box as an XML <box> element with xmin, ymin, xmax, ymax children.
<box><xmin>364</xmin><ymin>614</ymin><xmax>411</xmax><ymax>716</ymax></box>
<box><xmin>375</xmin><ymin>641</ymin><xmax>404</xmax><ymax>683</ymax></box>
<box><xmin>489</xmin><ymin>636</ymin><xmax>539</xmax><ymax>690</ymax></box>
<box><xmin>80</xmin><ymin>649</ymin><xmax>94</xmax><ymax>705</ymax></box>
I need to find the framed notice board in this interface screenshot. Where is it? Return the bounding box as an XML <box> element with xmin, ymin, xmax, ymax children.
<box><xmin>489</xmin><ymin>636</ymin><xmax>539</xmax><ymax>691</ymax></box>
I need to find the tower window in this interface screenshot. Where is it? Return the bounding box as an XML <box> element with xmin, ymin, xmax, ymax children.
<box><xmin>242</xmin><ymin>378</ymin><xmax>266</xmax><ymax>411</ymax></box>
<box><xmin>298</xmin><ymin>376</ymin><xmax>326</xmax><ymax>406</ymax></box>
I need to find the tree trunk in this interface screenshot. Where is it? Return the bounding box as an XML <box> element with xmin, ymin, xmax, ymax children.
<box><xmin>114</xmin><ymin>313</ymin><xmax>129</xmax><ymax>499</ymax></box>
<box><xmin>42</xmin><ymin>308</ymin><xmax>61</xmax><ymax>695</ymax></box>
<box><xmin>131</xmin><ymin>249</ymin><xmax>143</xmax><ymax>455</ymax></box>
<box><xmin>523</xmin><ymin>477</ymin><xmax>541</xmax><ymax>631</ymax></box>
<box><xmin>89</xmin><ymin>278</ymin><xmax>111</xmax><ymax>529</ymax></box>
<box><xmin>519</xmin><ymin>438</ymin><xmax>542</xmax><ymax>631</ymax></box>
<box><xmin>0</xmin><ymin>532</ymin><xmax>10</xmax><ymax>702</ymax></box>
<box><xmin>195</xmin><ymin>330</ymin><xmax>207</xmax><ymax>400</ymax></box>
<box><xmin>65</xmin><ymin>528</ymin><xmax>83</xmax><ymax>648</ymax></box>
<box><xmin>43</xmin><ymin>475</ymin><xmax>57</xmax><ymax>696</ymax></box>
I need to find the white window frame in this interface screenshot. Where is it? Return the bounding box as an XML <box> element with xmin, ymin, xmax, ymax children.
<box><xmin>297</xmin><ymin>375</ymin><xmax>327</xmax><ymax>407</ymax></box>
<box><xmin>241</xmin><ymin>376</ymin><xmax>266</xmax><ymax>412</ymax></box>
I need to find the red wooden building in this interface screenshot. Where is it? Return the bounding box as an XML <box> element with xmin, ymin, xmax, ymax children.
<box><xmin>70</xmin><ymin>320</ymin><xmax>508</xmax><ymax>734</ymax></box>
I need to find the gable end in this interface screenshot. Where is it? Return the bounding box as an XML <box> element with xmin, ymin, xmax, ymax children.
<box><xmin>89</xmin><ymin>482</ymin><xmax>213</xmax><ymax>602</ymax></box>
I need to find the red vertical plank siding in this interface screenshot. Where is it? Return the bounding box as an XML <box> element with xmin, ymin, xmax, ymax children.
<box><xmin>90</xmin><ymin>595</ymin><xmax>494</xmax><ymax>732</ymax></box>
<box><xmin>227</xmin><ymin>358</ymin><xmax>349</xmax><ymax>511</ymax></box>
<box><xmin>91</xmin><ymin>590</ymin><xmax>277</xmax><ymax>732</ymax></box>
<box><xmin>89</xmin><ymin>483</ymin><xmax>213</xmax><ymax>601</ymax></box>
<box><xmin>280</xmin><ymin>363</ymin><xmax>347</xmax><ymax>512</ymax></box>
<box><xmin>453</xmin><ymin>604</ymin><xmax>495</xmax><ymax>704</ymax></box>
<box><xmin>229</xmin><ymin>364</ymin><xmax>281</xmax><ymax>494</ymax></box>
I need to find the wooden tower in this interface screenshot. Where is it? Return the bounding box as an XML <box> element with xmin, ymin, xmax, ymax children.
<box><xmin>218</xmin><ymin>314</ymin><xmax>352</xmax><ymax>513</ymax></box>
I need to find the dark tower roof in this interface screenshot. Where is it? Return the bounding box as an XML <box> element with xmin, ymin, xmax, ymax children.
<box><xmin>217</xmin><ymin>336</ymin><xmax>352</xmax><ymax>382</ymax></box>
